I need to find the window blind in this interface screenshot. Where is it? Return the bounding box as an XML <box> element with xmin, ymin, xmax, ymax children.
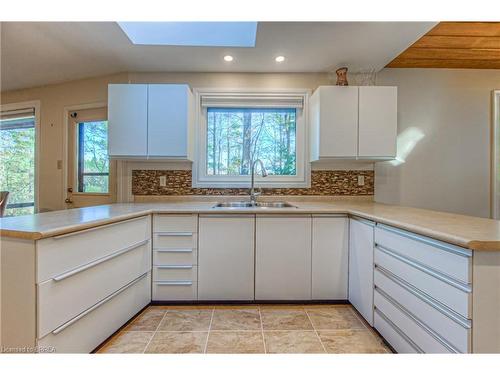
<box><xmin>200</xmin><ymin>94</ymin><xmax>304</xmax><ymax>108</ymax></box>
<box><xmin>0</xmin><ymin>107</ymin><xmax>36</xmax><ymax>130</ymax></box>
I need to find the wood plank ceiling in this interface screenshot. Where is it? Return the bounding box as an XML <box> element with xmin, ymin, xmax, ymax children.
<box><xmin>386</xmin><ymin>22</ymin><xmax>500</xmax><ymax>69</ymax></box>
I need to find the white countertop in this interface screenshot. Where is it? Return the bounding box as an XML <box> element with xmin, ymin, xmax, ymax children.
<box><xmin>2</xmin><ymin>199</ymin><xmax>500</xmax><ymax>251</ymax></box>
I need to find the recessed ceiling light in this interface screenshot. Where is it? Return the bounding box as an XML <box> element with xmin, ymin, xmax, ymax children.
<box><xmin>275</xmin><ymin>56</ymin><xmax>285</xmax><ymax>63</ymax></box>
<box><xmin>224</xmin><ymin>55</ymin><xmax>234</xmax><ymax>62</ymax></box>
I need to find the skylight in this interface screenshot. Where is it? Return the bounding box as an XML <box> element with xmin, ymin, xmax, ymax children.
<box><xmin>117</xmin><ymin>22</ymin><xmax>258</xmax><ymax>47</ymax></box>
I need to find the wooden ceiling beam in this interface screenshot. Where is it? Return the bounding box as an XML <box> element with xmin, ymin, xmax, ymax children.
<box><xmin>402</xmin><ymin>47</ymin><xmax>500</xmax><ymax>60</ymax></box>
<box><xmin>386</xmin><ymin>22</ymin><xmax>500</xmax><ymax>69</ymax></box>
<box><xmin>386</xmin><ymin>58</ymin><xmax>500</xmax><ymax>69</ymax></box>
<box><xmin>412</xmin><ymin>36</ymin><xmax>500</xmax><ymax>49</ymax></box>
<box><xmin>427</xmin><ymin>22</ymin><xmax>500</xmax><ymax>37</ymax></box>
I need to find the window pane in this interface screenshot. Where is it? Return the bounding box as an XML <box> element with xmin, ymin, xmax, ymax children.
<box><xmin>82</xmin><ymin>175</ymin><xmax>109</xmax><ymax>193</ymax></box>
<box><xmin>0</xmin><ymin>116</ymin><xmax>35</xmax><ymax>216</ymax></box>
<box><xmin>78</xmin><ymin>121</ymin><xmax>109</xmax><ymax>193</ymax></box>
<box><xmin>206</xmin><ymin>108</ymin><xmax>296</xmax><ymax>176</ymax></box>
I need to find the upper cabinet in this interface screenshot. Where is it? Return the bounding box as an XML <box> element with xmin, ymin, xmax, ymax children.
<box><xmin>108</xmin><ymin>84</ymin><xmax>149</xmax><ymax>157</ymax></box>
<box><xmin>310</xmin><ymin>85</ymin><xmax>397</xmax><ymax>161</ymax></box>
<box><xmin>358</xmin><ymin>86</ymin><xmax>398</xmax><ymax>158</ymax></box>
<box><xmin>108</xmin><ymin>84</ymin><xmax>194</xmax><ymax>159</ymax></box>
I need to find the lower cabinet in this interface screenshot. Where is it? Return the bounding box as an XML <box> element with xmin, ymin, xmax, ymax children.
<box><xmin>152</xmin><ymin>214</ymin><xmax>198</xmax><ymax>301</ymax></box>
<box><xmin>312</xmin><ymin>215</ymin><xmax>349</xmax><ymax>300</ymax></box>
<box><xmin>255</xmin><ymin>215</ymin><xmax>312</xmax><ymax>300</ymax></box>
<box><xmin>38</xmin><ymin>272</ymin><xmax>151</xmax><ymax>353</ymax></box>
<box><xmin>198</xmin><ymin>215</ymin><xmax>255</xmax><ymax>300</ymax></box>
<box><xmin>373</xmin><ymin>224</ymin><xmax>472</xmax><ymax>353</ymax></box>
<box><xmin>348</xmin><ymin>217</ymin><xmax>375</xmax><ymax>325</ymax></box>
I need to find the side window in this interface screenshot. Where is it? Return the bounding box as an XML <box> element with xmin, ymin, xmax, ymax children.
<box><xmin>77</xmin><ymin>120</ymin><xmax>109</xmax><ymax>193</ymax></box>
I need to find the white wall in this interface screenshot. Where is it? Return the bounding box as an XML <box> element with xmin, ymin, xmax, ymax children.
<box><xmin>375</xmin><ymin>68</ymin><xmax>500</xmax><ymax>218</ymax></box>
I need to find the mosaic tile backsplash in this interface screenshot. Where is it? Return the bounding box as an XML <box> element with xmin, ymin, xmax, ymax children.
<box><xmin>132</xmin><ymin>170</ymin><xmax>374</xmax><ymax>196</ymax></box>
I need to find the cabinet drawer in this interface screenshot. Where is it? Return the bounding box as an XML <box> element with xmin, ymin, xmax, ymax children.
<box><xmin>375</xmin><ymin>225</ymin><xmax>472</xmax><ymax>284</ymax></box>
<box><xmin>153</xmin><ymin>265</ymin><xmax>197</xmax><ymax>282</ymax></box>
<box><xmin>152</xmin><ymin>281</ymin><xmax>197</xmax><ymax>301</ymax></box>
<box><xmin>37</xmin><ymin>216</ymin><xmax>150</xmax><ymax>283</ymax></box>
<box><xmin>38</xmin><ymin>272</ymin><xmax>151</xmax><ymax>353</ymax></box>
<box><xmin>153</xmin><ymin>248</ymin><xmax>197</xmax><ymax>265</ymax></box>
<box><xmin>374</xmin><ymin>246</ymin><xmax>471</xmax><ymax>318</ymax></box>
<box><xmin>374</xmin><ymin>310</ymin><xmax>419</xmax><ymax>353</ymax></box>
<box><xmin>374</xmin><ymin>268</ymin><xmax>470</xmax><ymax>353</ymax></box>
<box><xmin>153</xmin><ymin>232</ymin><xmax>197</xmax><ymax>249</ymax></box>
<box><xmin>374</xmin><ymin>289</ymin><xmax>455</xmax><ymax>353</ymax></box>
<box><xmin>38</xmin><ymin>240</ymin><xmax>151</xmax><ymax>338</ymax></box>
<box><xmin>153</xmin><ymin>214</ymin><xmax>197</xmax><ymax>233</ymax></box>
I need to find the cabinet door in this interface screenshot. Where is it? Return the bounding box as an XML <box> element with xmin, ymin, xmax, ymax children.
<box><xmin>255</xmin><ymin>215</ymin><xmax>312</xmax><ymax>300</ymax></box>
<box><xmin>358</xmin><ymin>86</ymin><xmax>397</xmax><ymax>158</ymax></box>
<box><xmin>349</xmin><ymin>217</ymin><xmax>375</xmax><ymax>325</ymax></box>
<box><xmin>312</xmin><ymin>216</ymin><xmax>348</xmax><ymax>300</ymax></box>
<box><xmin>316</xmin><ymin>86</ymin><xmax>358</xmax><ymax>158</ymax></box>
<box><xmin>148</xmin><ymin>84</ymin><xmax>191</xmax><ymax>158</ymax></box>
<box><xmin>108</xmin><ymin>84</ymin><xmax>148</xmax><ymax>156</ymax></box>
<box><xmin>198</xmin><ymin>215</ymin><xmax>255</xmax><ymax>300</ymax></box>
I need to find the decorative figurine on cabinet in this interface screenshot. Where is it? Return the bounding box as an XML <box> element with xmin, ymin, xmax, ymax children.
<box><xmin>335</xmin><ymin>67</ymin><xmax>349</xmax><ymax>86</ymax></box>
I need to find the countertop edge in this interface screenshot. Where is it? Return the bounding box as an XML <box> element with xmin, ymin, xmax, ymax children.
<box><xmin>2</xmin><ymin>206</ymin><xmax>500</xmax><ymax>251</ymax></box>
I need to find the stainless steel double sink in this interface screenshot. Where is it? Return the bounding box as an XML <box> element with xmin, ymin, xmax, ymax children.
<box><xmin>213</xmin><ymin>201</ymin><xmax>296</xmax><ymax>208</ymax></box>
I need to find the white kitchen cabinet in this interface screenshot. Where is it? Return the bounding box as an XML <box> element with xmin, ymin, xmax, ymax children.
<box><xmin>310</xmin><ymin>86</ymin><xmax>358</xmax><ymax>159</ymax></box>
<box><xmin>198</xmin><ymin>215</ymin><xmax>255</xmax><ymax>300</ymax></box>
<box><xmin>152</xmin><ymin>214</ymin><xmax>198</xmax><ymax>301</ymax></box>
<box><xmin>108</xmin><ymin>84</ymin><xmax>194</xmax><ymax>159</ymax></box>
<box><xmin>373</xmin><ymin>224</ymin><xmax>472</xmax><ymax>353</ymax></box>
<box><xmin>147</xmin><ymin>84</ymin><xmax>194</xmax><ymax>158</ymax></box>
<box><xmin>255</xmin><ymin>215</ymin><xmax>312</xmax><ymax>300</ymax></box>
<box><xmin>348</xmin><ymin>217</ymin><xmax>375</xmax><ymax>325</ymax></box>
<box><xmin>358</xmin><ymin>86</ymin><xmax>397</xmax><ymax>158</ymax></box>
<box><xmin>311</xmin><ymin>215</ymin><xmax>349</xmax><ymax>300</ymax></box>
<box><xmin>1</xmin><ymin>216</ymin><xmax>152</xmax><ymax>353</ymax></box>
<box><xmin>309</xmin><ymin>85</ymin><xmax>397</xmax><ymax>161</ymax></box>
<box><xmin>108</xmin><ymin>84</ymin><xmax>148</xmax><ymax>157</ymax></box>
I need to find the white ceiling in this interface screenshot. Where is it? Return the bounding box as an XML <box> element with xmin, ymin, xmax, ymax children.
<box><xmin>0</xmin><ymin>22</ymin><xmax>436</xmax><ymax>92</ymax></box>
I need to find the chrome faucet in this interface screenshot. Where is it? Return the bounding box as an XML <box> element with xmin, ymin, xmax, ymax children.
<box><xmin>250</xmin><ymin>159</ymin><xmax>268</xmax><ymax>205</ymax></box>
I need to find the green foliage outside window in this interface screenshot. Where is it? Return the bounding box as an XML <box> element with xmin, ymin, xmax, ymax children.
<box><xmin>0</xmin><ymin>117</ymin><xmax>35</xmax><ymax>216</ymax></box>
<box><xmin>77</xmin><ymin>121</ymin><xmax>109</xmax><ymax>193</ymax></box>
<box><xmin>207</xmin><ymin>108</ymin><xmax>296</xmax><ymax>176</ymax></box>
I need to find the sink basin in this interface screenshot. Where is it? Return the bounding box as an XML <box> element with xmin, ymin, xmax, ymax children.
<box><xmin>213</xmin><ymin>202</ymin><xmax>254</xmax><ymax>208</ymax></box>
<box><xmin>255</xmin><ymin>201</ymin><xmax>296</xmax><ymax>208</ymax></box>
<box><xmin>213</xmin><ymin>201</ymin><xmax>296</xmax><ymax>208</ymax></box>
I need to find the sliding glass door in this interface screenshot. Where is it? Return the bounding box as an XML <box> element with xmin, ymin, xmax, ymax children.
<box><xmin>0</xmin><ymin>107</ymin><xmax>36</xmax><ymax>216</ymax></box>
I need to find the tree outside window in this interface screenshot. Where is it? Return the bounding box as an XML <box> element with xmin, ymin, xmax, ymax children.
<box><xmin>77</xmin><ymin>120</ymin><xmax>109</xmax><ymax>193</ymax></box>
<box><xmin>206</xmin><ymin>108</ymin><xmax>296</xmax><ymax>177</ymax></box>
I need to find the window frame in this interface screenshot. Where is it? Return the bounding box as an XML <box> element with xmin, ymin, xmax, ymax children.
<box><xmin>491</xmin><ymin>90</ymin><xmax>500</xmax><ymax>218</ymax></box>
<box><xmin>76</xmin><ymin>120</ymin><xmax>110</xmax><ymax>194</ymax></box>
<box><xmin>193</xmin><ymin>88</ymin><xmax>310</xmax><ymax>188</ymax></box>
<box><xmin>0</xmin><ymin>100</ymin><xmax>40</xmax><ymax>214</ymax></box>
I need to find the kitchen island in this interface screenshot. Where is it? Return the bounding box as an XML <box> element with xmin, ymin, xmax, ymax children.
<box><xmin>1</xmin><ymin>198</ymin><xmax>500</xmax><ymax>353</ymax></box>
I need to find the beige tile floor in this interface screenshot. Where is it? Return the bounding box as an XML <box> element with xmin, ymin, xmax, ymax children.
<box><xmin>97</xmin><ymin>304</ymin><xmax>391</xmax><ymax>354</ymax></box>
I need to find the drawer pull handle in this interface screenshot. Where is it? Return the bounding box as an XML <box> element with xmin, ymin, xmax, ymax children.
<box><xmin>375</xmin><ymin>287</ymin><xmax>460</xmax><ymax>353</ymax></box>
<box><xmin>375</xmin><ymin>244</ymin><xmax>472</xmax><ymax>293</ymax></box>
<box><xmin>156</xmin><ymin>232</ymin><xmax>193</xmax><ymax>237</ymax></box>
<box><xmin>52</xmin><ymin>216</ymin><xmax>149</xmax><ymax>239</ymax></box>
<box><xmin>52</xmin><ymin>272</ymin><xmax>148</xmax><ymax>335</ymax></box>
<box><xmin>376</xmin><ymin>223</ymin><xmax>472</xmax><ymax>258</ymax></box>
<box><xmin>155</xmin><ymin>281</ymin><xmax>193</xmax><ymax>286</ymax></box>
<box><xmin>375</xmin><ymin>265</ymin><xmax>472</xmax><ymax>329</ymax></box>
<box><xmin>156</xmin><ymin>265</ymin><xmax>193</xmax><ymax>269</ymax></box>
<box><xmin>52</xmin><ymin>239</ymin><xmax>150</xmax><ymax>282</ymax></box>
<box><xmin>374</xmin><ymin>307</ymin><xmax>423</xmax><ymax>353</ymax></box>
<box><xmin>155</xmin><ymin>248</ymin><xmax>193</xmax><ymax>253</ymax></box>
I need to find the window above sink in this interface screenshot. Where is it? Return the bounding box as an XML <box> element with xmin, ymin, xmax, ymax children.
<box><xmin>192</xmin><ymin>89</ymin><xmax>310</xmax><ymax>188</ymax></box>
